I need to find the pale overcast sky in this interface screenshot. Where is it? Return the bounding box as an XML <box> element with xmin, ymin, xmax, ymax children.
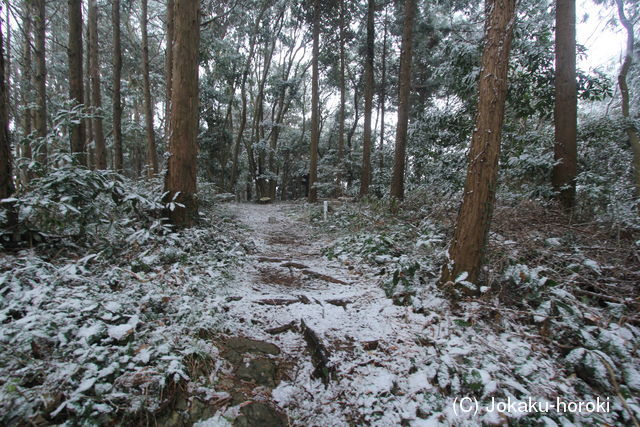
<box><xmin>576</xmin><ymin>0</ymin><xmax>626</xmax><ymax>73</ymax></box>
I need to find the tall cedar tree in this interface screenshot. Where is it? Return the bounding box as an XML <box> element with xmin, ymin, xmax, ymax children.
<box><xmin>616</xmin><ymin>0</ymin><xmax>640</xmax><ymax>195</ymax></box>
<box><xmin>68</xmin><ymin>0</ymin><xmax>86</xmax><ymax>165</ymax></box>
<box><xmin>552</xmin><ymin>0</ymin><xmax>577</xmax><ymax>209</ymax></box>
<box><xmin>88</xmin><ymin>0</ymin><xmax>107</xmax><ymax>169</ymax></box>
<box><xmin>379</xmin><ymin>10</ymin><xmax>388</xmax><ymax>173</ymax></box>
<box><xmin>308</xmin><ymin>0</ymin><xmax>320</xmax><ymax>203</ymax></box>
<box><xmin>21</xmin><ymin>1</ymin><xmax>33</xmax><ymax>173</ymax></box>
<box><xmin>440</xmin><ymin>0</ymin><xmax>517</xmax><ymax>290</ymax></box>
<box><xmin>142</xmin><ymin>0</ymin><xmax>158</xmax><ymax>176</ymax></box>
<box><xmin>0</xmin><ymin>6</ymin><xmax>17</xmax><ymax>242</ymax></box>
<box><xmin>0</xmin><ymin>7</ymin><xmax>14</xmax><ymax>202</ymax></box>
<box><xmin>336</xmin><ymin>0</ymin><xmax>346</xmax><ymax>196</ymax></box>
<box><xmin>84</xmin><ymin>21</ymin><xmax>94</xmax><ymax>168</ymax></box>
<box><xmin>165</xmin><ymin>0</ymin><xmax>175</xmax><ymax>139</ymax></box>
<box><xmin>4</xmin><ymin>1</ymin><xmax>9</xmax><ymax>125</ymax></box>
<box><xmin>359</xmin><ymin>0</ymin><xmax>375</xmax><ymax>196</ymax></box>
<box><xmin>112</xmin><ymin>0</ymin><xmax>123</xmax><ymax>172</ymax></box>
<box><xmin>390</xmin><ymin>0</ymin><xmax>416</xmax><ymax>200</ymax></box>
<box><xmin>164</xmin><ymin>0</ymin><xmax>200</xmax><ymax>226</ymax></box>
<box><xmin>32</xmin><ymin>0</ymin><xmax>47</xmax><ymax>166</ymax></box>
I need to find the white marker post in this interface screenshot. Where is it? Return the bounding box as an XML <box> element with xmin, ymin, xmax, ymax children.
<box><xmin>323</xmin><ymin>201</ymin><xmax>328</xmax><ymax>221</ymax></box>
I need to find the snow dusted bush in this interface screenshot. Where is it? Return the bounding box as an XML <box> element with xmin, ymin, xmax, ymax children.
<box><xmin>6</xmin><ymin>162</ymin><xmax>171</xmax><ymax>248</ymax></box>
<box><xmin>0</xmin><ymin>172</ymin><xmax>248</xmax><ymax>424</ymax></box>
<box><xmin>313</xmin><ymin>200</ymin><xmax>640</xmax><ymax>425</ymax></box>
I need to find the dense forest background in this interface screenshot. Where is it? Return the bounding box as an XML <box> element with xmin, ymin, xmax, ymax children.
<box><xmin>0</xmin><ymin>0</ymin><xmax>636</xmax><ymax>213</ymax></box>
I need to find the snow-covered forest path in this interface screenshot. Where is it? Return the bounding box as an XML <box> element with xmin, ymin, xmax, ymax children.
<box><xmin>216</xmin><ymin>202</ymin><xmax>431</xmax><ymax>425</ymax></box>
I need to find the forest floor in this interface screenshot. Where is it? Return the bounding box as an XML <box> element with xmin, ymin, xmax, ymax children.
<box><xmin>1</xmin><ymin>194</ymin><xmax>638</xmax><ymax>426</ymax></box>
<box><xmin>204</xmin><ymin>200</ymin><xmax>640</xmax><ymax>426</ymax></box>
<box><xmin>213</xmin><ymin>202</ymin><xmax>431</xmax><ymax>425</ymax></box>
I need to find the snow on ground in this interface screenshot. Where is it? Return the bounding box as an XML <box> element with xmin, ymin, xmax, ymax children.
<box><xmin>2</xmin><ymin>199</ymin><xmax>638</xmax><ymax>425</ymax></box>
<box><xmin>220</xmin><ymin>203</ymin><xmax>432</xmax><ymax>424</ymax></box>
<box><xmin>216</xmin><ymin>202</ymin><xmax>639</xmax><ymax>426</ymax></box>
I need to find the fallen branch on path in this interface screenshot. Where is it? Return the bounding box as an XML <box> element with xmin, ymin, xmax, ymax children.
<box><xmin>255</xmin><ymin>295</ymin><xmax>311</xmax><ymax>306</ymax></box>
<box><xmin>256</xmin><ymin>298</ymin><xmax>303</xmax><ymax>306</ymax></box>
<box><xmin>266</xmin><ymin>321</ymin><xmax>298</xmax><ymax>335</ymax></box>
<box><xmin>325</xmin><ymin>298</ymin><xmax>352</xmax><ymax>308</ymax></box>
<box><xmin>301</xmin><ymin>270</ymin><xmax>349</xmax><ymax>285</ymax></box>
<box><xmin>257</xmin><ymin>257</ymin><xmax>284</xmax><ymax>263</ymax></box>
<box><xmin>300</xmin><ymin>319</ymin><xmax>335</xmax><ymax>385</ymax></box>
<box><xmin>281</xmin><ymin>261</ymin><xmax>309</xmax><ymax>269</ymax></box>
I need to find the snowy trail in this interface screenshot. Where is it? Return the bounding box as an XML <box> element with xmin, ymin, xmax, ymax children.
<box><xmin>218</xmin><ymin>203</ymin><xmax>433</xmax><ymax>425</ymax></box>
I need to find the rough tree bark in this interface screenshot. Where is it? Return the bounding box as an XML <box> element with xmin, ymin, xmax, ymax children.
<box><xmin>390</xmin><ymin>0</ymin><xmax>416</xmax><ymax>201</ymax></box>
<box><xmin>359</xmin><ymin>0</ymin><xmax>375</xmax><ymax>197</ymax></box>
<box><xmin>308</xmin><ymin>0</ymin><xmax>320</xmax><ymax>203</ymax></box>
<box><xmin>4</xmin><ymin>1</ymin><xmax>10</xmax><ymax>124</ymax></box>
<box><xmin>133</xmin><ymin>96</ymin><xmax>143</xmax><ymax>177</ymax></box>
<box><xmin>346</xmin><ymin>69</ymin><xmax>361</xmax><ymax>190</ymax></box>
<box><xmin>165</xmin><ymin>0</ymin><xmax>175</xmax><ymax>139</ymax></box>
<box><xmin>112</xmin><ymin>0</ymin><xmax>123</xmax><ymax>172</ymax></box>
<box><xmin>68</xmin><ymin>0</ymin><xmax>86</xmax><ymax>165</ymax></box>
<box><xmin>21</xmin><ymin>1</ymin><xmax>33</xmax><ymax>170</ymax></box>
<box><xmin>32</xmin><ymin>0</ymin><xmax>47</xmax><ymax>166</ymax></box>
<box><xmin>88</xmin><ymin>0</ymin><xmax>107</xmax><ymax>169</ymax></box>
<box><xmin>379</xmin><ymin>9</ymin><xmax>388</xmax><ymax>174</ymax></box>
<box><xmin>164</xmin><ymin>0</ymin><xmax>200</xmax><ymax>226</ymax></box>
<box><xmin>142</xmin><ymin>0</ymin><xmax>158</xmax><ymax>176</ymax></box>
<box><xmin>335</xmin><ymin>0</ymin><xmax>346</xmax><ymax>197</ymax></box>
<box><xmin>552</xmin><ymin>0</ymin><xmax>577</xmax><ymax>209</ymax></box>
<box><xmin>439</xmin><ymin>0</ymin><xmax>517</xmax><ymax>290</ymax></box>
<box><xmin>84</xmin><ymin>22</ymin><xmax>94</xmax><ymax>169</ymax></box>
<box><xmin>0</xmin><ymin>8</ymin><xmax>13</xmax><ymax>201</ymax></box>
<box><xmin>615</xmin><ymin>0</ymin><xmax>640</xmax><ymax>195</ymax></box>
<box><xmin>0</xmin><ymin>6</ymin><xmax>17</xmax><ymax>242</ymax></box>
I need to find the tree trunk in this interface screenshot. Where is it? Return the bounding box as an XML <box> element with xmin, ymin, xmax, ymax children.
<box><xmin>379</xmin><ymin>9</ymin><xmax>388</xmax><ymax>175</ymax></box>
<box><xmin>88</xmin><ymin>0</ymin><xmax>107</xmax><ymax>169</ymax></box>
<box><xmin>0</xmin><ymin>10</ymin><xmax>14</xmax><ymax>201</ymax></box>
<box><xmin>68</xmin><ymin>0</ymin><xmax>86</xmax><ymax>165</ymax></box>
<box><xmin>0</xmin><ymin>4</ymin><xmax>18</xmax><ymax>245</ymax></box>
<box><xmin>165</xmin><ymin>0</ymin><xmax>175</xmax><ymax>140</ymax></box>
<box><xmin>390</xmin><ymin>0</ymin><xmax>416</xmax><ymax>201</ymax></box>
<box><xmin>230</xmin><ymin>5</ymin><xmax>267</xmax><ymax>192</ymax></box>
<box><xmin>336</xmin><ymin>0</ymin><xmax>346</xmax><ymax>197</ymax></box>
<box><xmin>439</xmin><ymin>0</ymin><xmax>516</xmax><ymax>291</ymax></box>
<box><xmin>112</xmin><ymin>0</ymin><xmax>123</xmax><ymax>172</ymax></box>
<box><xmin>346</xmin><ymin>72</ymin><xmax>361</xmax><ymax>190</ymax></box>
<box><xmin>229</xmin><ymin>3</ymin><xmax>269</xmax><ymax>193</ymax></box>
<box><xmin>615</xmin><ymin>0</ymin><xmax>640</xmax><ymax>195</ymax></box>
<box><xmin>142</xmin><ymin>0</ymin><xmax>158</xmax><ymax>177</ymax></box>
<box><xmin>84</xmin><ymin>22</ymin><xmax>94</xmax><ymax>170</ymax></box>
<box><xmin>232</xmin><ymin>79</ymin><xmax>249</xmax><ymax>190</ymax></box>
<box><xmin>268</xmin><ymin>30</ymin><xmax>302</xmax><ymax>199</ymax></box>
<box><xmin>32</xmin><ymin>0</ymin><xmax>47</xmax><ymax>166</ymax></box>
<box><xmin>552</xmin><ymin>0</ymin><xmax>577</xmax><ymax>209</ymax></box>
<box><xmin>164</xmin><ymin>0</ymin><xmax>200</xmax><ymax>227</ymax></box>
<box><xmin>4</xmin><ymin>1</ymin><xmax>10</xmax><ymax>124</ymax></box>
<box><xmin>253</xmin><ymin>24</ymin><xmax>280</xmax><ymax>199</ymax></box>
<box><xmin>133</xmin><ymin>96</ymin><xmax>142</xmax><ymax>177</ymax></box>
<box><xmin>308</xmin><ymin>0</ymin><xmax>320</xmax><ymax>203</ymax></box>
<box><xmin>295</xmin><ymin>80</ymin><xmax>308</xmax><ymax>199</ymax></box>
<box><xmin>359</xmin><ymin>0</ymin><xmax>375</xmax><ymax>196</ymax></box>
<box><xmin>21</xmin><ymin>1</ymin><xmax>33</xmax><ymax>169</ymax></box>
